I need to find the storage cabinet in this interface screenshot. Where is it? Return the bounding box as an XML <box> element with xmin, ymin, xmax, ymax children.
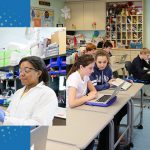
<box><xmin>65</xmin><ymin>1</ymin><xmax>106</xmax><ymax>30</ymax></box>
<box><xmin>84</xmin><ymin>1</ymin><xmax>106</xmax><ymax>30</ymax></box>
<box><xmin>94</xmin><ymin>1</ymin><xmax>106</xmax><ymax>30</ymax></box>
<box><xmin>44</xmin><ymin>56</ymin><xmax>66</xmax><ymax>107</ymax></box>
<box><xmin>65</xmin><ymin>2</ymin><xmax>84</xmax><ymax>30</ymax></box>
<box><xmin>106</xmin><ymin>1</ymin><xmax>143</xmax><ymax>48</ymax></box>
<box><xmin>83</xmin><ymin>2</ymin><xmax>94</xmax><ymax>30</ymax></box>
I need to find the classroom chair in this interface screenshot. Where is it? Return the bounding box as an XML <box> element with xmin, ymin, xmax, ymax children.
<box><xmin>125</xmin><ymin>61</ymin><xmax>150</xmax><ymax>129</ymax></box>
<box><xmin>125</xmin><ymin>61</ymin><xmax>150</xmax><ymax>84</ymax></box>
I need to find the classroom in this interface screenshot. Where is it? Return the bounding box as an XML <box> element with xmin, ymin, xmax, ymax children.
<box><xmin>59</xmin><ymin>0</ymin><xmax>150</xmax><ymax>150</ymax></box>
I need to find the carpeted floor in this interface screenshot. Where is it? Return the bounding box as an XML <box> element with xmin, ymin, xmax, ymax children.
<box><xmin>130</xmin><ymin>106</ymin><xmax>150</xmax><ymax>150</ymax></box>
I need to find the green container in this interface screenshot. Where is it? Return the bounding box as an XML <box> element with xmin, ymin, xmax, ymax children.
<box><xmin>4</xmin><ymin>58</ymin><xmax>10</xmax><ymax>66</ymax></box>
<box><xmin>0</xmin><ymin>51</ymin><xmax>4</xmax><ymax>60</ymax></box>
<box><xmin>0</xmin><ymin>59</ymin><xmax>4</xmax><ymax>67</ymax></box>
<box><xmin>4</xmin><ymin>49</ymin><xmax>14</xmax><ymax>59</ymax></box>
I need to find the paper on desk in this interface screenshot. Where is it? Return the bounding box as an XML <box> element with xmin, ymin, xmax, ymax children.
<box><xmin>112</xmin><ymin>78</ymin><xmax>132</xmax><ymax>90</ymax></box>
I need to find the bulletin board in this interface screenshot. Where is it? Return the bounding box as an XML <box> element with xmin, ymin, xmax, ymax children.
<box><xmin>31</xmin><ymin>7</ymin><xmax>54</xmax><ymax>27</ymax></box>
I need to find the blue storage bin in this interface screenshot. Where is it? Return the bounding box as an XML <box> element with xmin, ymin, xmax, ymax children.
<box><xmin>6</xmin><ymin>72</ymin><xmax>13</xmax><ymax>78</ymax></box>
<box><xmin>50</xmin><ymin>56</ymin><xmax>60</xmax><ymax>67</ymax></box>
<box><xmin>49</xmin><ymin>70</ymin><xmax>60</xmax><ymax>75</ymax></box>
<box><xmin>59</xmin><ymin>66</ymin><xmax>66</xmax><ymax>75</ymax></box>
<box><xmin>0</xmin><ymin>98</ymin><xmax>6</xmax><ymax>105</ymax></box>
<box><xmin>60</xmin><ymin>56</ymin><xmax>66</xmax><ymax>67</ymax></box>
<box><xmin>136</xmin><ymin>42</ymin><xmax>142</xmax><ymax>49</ymax></box>
<box><xmin>49</xmin><ymin>66</ymin><xmax>60</xmax><ymax>75</ymax></box>
<box><xmin>130</xmin><ymin>42</ymin><xmax>136</xmax><ymax>49</ymax></box>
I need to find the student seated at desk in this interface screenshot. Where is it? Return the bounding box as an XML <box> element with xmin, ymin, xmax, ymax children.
<box><xmin>102</xmin><ymin>41</ymin><xmax>119</xmax><ymax>78</ymax></box>
<box><xmin>85</xmin><ymin>43</ymin><xmax>97</xmax><ymax>55</ymax></box>
<box><xmin>67</xmin><ymin>43</ymin><xmax>96</xmax><ymax>75</ymax></box>
<box><xmin>131</xmin><ymin>48</ymin><xmax>150</xmax><ymax>83</ymax></box>
<box><xmin>103</xmin><ymin>40</ymin><xmax>113</xmax><ymax>57</ymax></box>
<box><xmin>66</xmin><ymin>54</ymin><xmax>97</xmax><ymax>150</ymax></box>
<box><xmin>66</xmin><ymin>54</ymin><xmax>97</xmax><ymax>108</ymax></box>
<box><xmin>90</xmin><ymin>50</ymin><xmax>127</xmax><ymax>150</ymax></box>
<box><xmin>90</xmin><ymin>50</ymin><xmax>115</xmax><ymax>90</ymax></box>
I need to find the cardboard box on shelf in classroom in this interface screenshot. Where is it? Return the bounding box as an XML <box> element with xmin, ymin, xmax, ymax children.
<box><xmin>51</xmin><ymin>30</ymin><xmax>66</xmax><ymax>55</ymax></box>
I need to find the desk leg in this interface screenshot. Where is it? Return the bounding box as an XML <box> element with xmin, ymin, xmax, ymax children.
<box><xmin>114</xmin><ymin>101</ymin><xmax>133</xmax><ymax>149</ymax></box>
<box><xmin>139</xmin><ymin>89</ymin><xmax>143</xmax><ymax>128</ymax></box>
<box><xmin>129</xmin><ymin>99</ymin><xmax>134</xmax><ymax>146</ymax></box>
<box><xmin>127</xmin><ymin>101</ymin><xmax>132</xmax><ymax>145</ymax></box>
<box><xmin>109</xmin><ymin>120</ymin><xmax>114</xmax><ymax>150</ymax></box>
<box><xmin>133</xmin><ymin>89</ymin><xmax>144</xmax><ymax>129</ymax></box>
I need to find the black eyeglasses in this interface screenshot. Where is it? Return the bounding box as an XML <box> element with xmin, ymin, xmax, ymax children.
<box><xmin>19</xmin><ymin>67</ymin><xmax>38</xmax><ymax>74</ymax></box>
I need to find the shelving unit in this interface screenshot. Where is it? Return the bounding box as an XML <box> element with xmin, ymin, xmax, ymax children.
<box><xmin>44</xmin><ymin>56</ymin><xmax>66</xmax><ymax>108</ymax></box>
<box><xmin>45</xmin><ymin>55</ymin><xmax>66</xmax><ymax>76</ymax></box>
<box><xmin>106</xmin><ymin>1</ymin><xmax>143</xmax><ymax>48</ymax></box>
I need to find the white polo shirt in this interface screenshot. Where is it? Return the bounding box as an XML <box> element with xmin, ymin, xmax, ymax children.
<box><xmin>66</xmin><ymin>71</ymin><xmax>89</xmax><ymax>107</ymax></box>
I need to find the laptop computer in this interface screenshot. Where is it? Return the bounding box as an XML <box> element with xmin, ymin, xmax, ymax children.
<box><xmin>116</xmin><ymin>54</ymin><xmax>127</xmax><ymax>64</ymax></box>
<box><xmin>30</xmin><ymin>126</ymin><xmax>48</xmax><ymax>150</ymax></box>
<box><xmin>86</xmin><ymin>82</ymin><xmax>125</xmax><ymax>107</ymax></box>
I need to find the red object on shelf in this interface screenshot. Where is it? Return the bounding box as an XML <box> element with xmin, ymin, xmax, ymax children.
<box><xmin>73</xmin><ymin>36</ymin><xmax>77</xmax><ymax>47</ymax></box>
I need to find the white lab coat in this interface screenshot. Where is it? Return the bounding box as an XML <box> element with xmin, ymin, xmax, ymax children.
<box><xmin>3</xmin><ymin>81</ymin><xmax>58</xmax><ymax>126</ymax></box>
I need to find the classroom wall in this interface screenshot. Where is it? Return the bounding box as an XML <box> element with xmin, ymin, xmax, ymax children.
<box><xmin>31</xmin><ymin>0</ymin><xmax>65</xmax><ymax>26</ymax></box>
<box><xmin>143</xmin><ymin>0</ymin><xmax>150</xmax><ymax>48</ymax></box>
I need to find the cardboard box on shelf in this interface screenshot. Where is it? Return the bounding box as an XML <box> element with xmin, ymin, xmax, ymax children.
<box><xmin>51</xmin><ymin>30</ymin><xmax>66</xmax><ymax>55</ymax></box>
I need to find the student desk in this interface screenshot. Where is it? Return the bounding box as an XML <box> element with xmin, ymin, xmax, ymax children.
<box><xmin>75</xmin><ymin>94</ymin><xmax>130</xmax><ymax>116</ymax></box>
<box><xmin>75</xmin><ymin>94</ymin><xmax>132</xmax><ymax>149</ymax></box>
<box><xmin>46</xmin><ymin>140</ymin><xmax>80</xmax><ymax>150</ymax></box>
<box><xmin>47</xmin><ymin>108</ymin><xmax>114</xmax><ymax>150</ymax></box>
<box><xmin>100</xmin><ymin>83</ymin><xmax>144</xmax><ymax>144</ymax></box>
<box><xmin>98</xmin><ymin>83</ymin><xmax>144</xmax><ymax>128</ymax></box>
<box><xmin>111</xmin><ymin>63</ymin><xmax>125</xmax><ymax>78</ymax></box>
<box><xmin>53</xmin><ymin>107</ymin><xmax>66</xmax><ymax>126</ymax></box>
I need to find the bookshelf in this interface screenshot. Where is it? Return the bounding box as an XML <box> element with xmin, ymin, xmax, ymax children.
<box><xmin>106</xmin><ymin>1</ymin><xmax>143</xmax><ymax>48</ymax></box>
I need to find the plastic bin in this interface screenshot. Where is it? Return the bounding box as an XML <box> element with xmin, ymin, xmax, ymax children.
<box><xmin>60</xmin><ymin>56</ymin><xmax>66</xmax><ymax>66</ymax></box>
<box><xmin>50</xmin><ymin>56</ymin><xmax>60</xmax><ymax>67</ymax></box>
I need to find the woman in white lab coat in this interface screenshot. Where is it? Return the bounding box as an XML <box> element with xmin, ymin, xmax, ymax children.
<box><xmin>0</xmin><ymin>56</ymin><xmax>58</xmax><ymax>126</ymax></box>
